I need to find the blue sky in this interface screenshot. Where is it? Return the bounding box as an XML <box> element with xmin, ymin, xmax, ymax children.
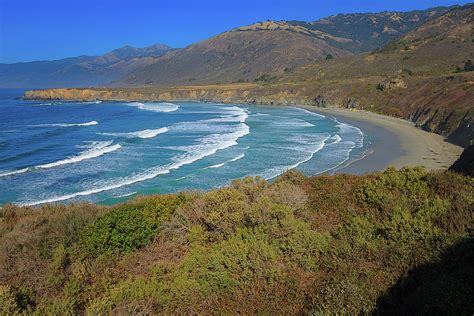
<box><xmin>0</xmin><ymin>0</ymin><xmax>471</xmax><ymax>63</ymax></box>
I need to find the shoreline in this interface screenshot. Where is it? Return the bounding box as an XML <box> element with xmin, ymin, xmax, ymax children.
<box><xmin>299</xmin><ymin>106</ymin><xmax>463</xmax><ymax>174</ymax></box>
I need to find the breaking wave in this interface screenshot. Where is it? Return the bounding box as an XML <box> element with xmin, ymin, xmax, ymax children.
<box><xmin>204</xmin><ymin>153</ymin><xmax>245</xmax><ymax>169</ymax></box>
<box><xmin>21</xmin><ymin>108</ymin><xmax>250</xmax><ymax>206</ymax></box>
<box><xmin>128</xmin><ymin>102</ymin><xmax>180</xmax><ymax>113</ymax></box>
<box><xmin>0</xmin><ymin>141</ymin><xmax>120</xmax><ymax>178</ymax></box>
<box><xmin>100</xmin><ymin>127</ymin><xmax>168</xmax><ymax>139</ymax></box>
<box><xmin>30</xmin><ymin>121</ymin><xmax>98</xmax><ymax>128</ymax></box>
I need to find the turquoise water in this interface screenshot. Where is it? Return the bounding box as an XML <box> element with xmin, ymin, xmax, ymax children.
<box><xmin>0</xmin><ymin>89</ymin><xmax>366</xmax><ymax>206</ymax></box>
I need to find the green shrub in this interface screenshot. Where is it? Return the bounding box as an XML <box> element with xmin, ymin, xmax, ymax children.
<box><xmin>36</xmin><ymin>203</ymin><xmax>105</xmax><ymax>259</ymax></box>
<box><xmin>0</xmin><ymin>285</ymin><xmax>20</xmax><ymax>314</ymax></box>
<box><xmin>79</xmin><ymin>195</ymin><xmax>185</xmax><ymax>257</ymax></box>
<box><xmin>47</xmin><ymin>244</ymin><xmax>69</xmax><ymax>287</ymax></box>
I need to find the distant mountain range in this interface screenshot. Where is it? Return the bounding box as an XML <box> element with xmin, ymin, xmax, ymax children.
<box><xmin>0</xmin><ymin>6</ymin><xmax>452</xmax><ymax>88</ymax></box>
<box><xmin>0</xmin><ymin>44</ymin><xmax>173</xmax><ymax>88</ymax></box>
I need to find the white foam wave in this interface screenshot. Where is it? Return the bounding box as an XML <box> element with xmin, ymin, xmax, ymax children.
<box><xmin>38</xmin><ymin>141</ymin><xmax>121</xmax><ymax>169</ymax></box>
<box><xmin>293</xmin><ymin>107</ymin><xmax>326</xmax><ymax>119</ymax></box>
<box><xmin>329</xmin><ymin>134</ymin><xmax>342</xmax><ymax>144</ymax></box>
<box><xmin>82</xmin><ymin>100</ymin><xmax>102</xmax><ymax>104</ymax></box>
<box><xmin>260</xmin><ymin>135</ymin><xmax>330</xmax><ymax>180</ymax></box>
<box><xmin>0</xmin><ymin>129</ymin><xmax>19</xmax><ymax>133</ymax></box>
<box><xmin>114</xmin><ymin>192</ymin><xmax>137</xmax><ymax>198</ymax></box>
<box><xmin>128</xmin><ymin>102</ymin><xmax>180</xmax><ymax>113</ymax></box>
<box><xmin>204</xmin><ymin>107</ymin><xmax>248</xmax><ymax>123</ymax></box>
<box><xmin>0</xmin><ymin>141</ymin><xmax>120</xmax><ymax>178</ymax></box>
<box><xmin>311</xmin><ymin>120</ymin><xmax>365</xmax><ymax>175</ymax></box>
<box><xmin>33</xmin><ymin>102</ymin><xmax>63</xmax><ymax>106</ymax></box>
<box><xmin>335</xmin><ymin>120</ymin><xmax>364</xmax><ymax>148</ymax></box>
<box><xmin>100</xmin><ymin>127</ymin><xmax>168</xmax><ymax>139</ymax></box>
<box><xmin>30</xmin><ymin>121</ymin><xmax>98</xmax><ymax>128</ymax></box>
<box><xmin>0</xmin><ymin>168</ymin><xmax>29</xmax><ymax>177</ymax></box>
<box><xmin>273</xmin><ymin>119</ymin><xmax>315</xmax><ymax>128</ymax></box>
<box><xmin>204</xmin><ymin>153</ymin><xmax>245</xmax><ymax>169</ymax></box>
<box><xmin>21</xmin><ymin>108</ymin><xmax>250</xmax><ymax>206</ymax></box>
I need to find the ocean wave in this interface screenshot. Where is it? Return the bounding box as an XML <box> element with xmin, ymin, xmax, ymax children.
<box><xmin>272</xmin><ymin>118</ymin><xmax>315</xmax><ymax>128</ymax></box>
<box><xmin>33</xmin><ymin>102</ymin><xmax>62</xmax><ymax>106</ymax></box>
<box><xmin>328</xmin><ymin>134</ymin><xmax>342</xmax><ymax>144</ymax></box>
<box><xmin>0</xmin><ymin>141</ymin><xmax>120</xmax><ymax>178</ymax></box>
<box><xmin>252</xmin><ymin>113</ymin><xmax>271</xmax><ymax>117</ymax></box>
<box><xmin>292</xmin><ymin>107</ymin><xmax>326</xmax><ymax>119</ymax></box>
<box><xmin>335</xmin><ymin>120</ymin><xmax>364</xmax><ymax>148</ymax></box>
<box><xmin>313</xmin><ymin>141</ymin><xmax>362</xmax><ymax>176</ymax></box>
<box><xmin>114</xmin><ymin>191</ymin><xmax>137</xmax><ymax>198</ymax></box>
<box><xmin>310</xmin><ymin>121</ymin><xmax>365</xmax><ymax>175</ymax></box>
<box><xmin>30</xmin><ymin>120</ymin><xmax>98</xmax><ymax>128</ymax></box>
<box><xmin>171</xmin><ymin>108</ymin><xmax>249</xmax><ymax>134</ymax></box>
<box><xmin>21</xmin><ymin>112</ymin><xmax>250</xmax><ymax>206</ymax></box>
<box><xmin>81</xmin><ymin>100</ymin><xmax>102</xmax><ymax>104</ymax></box>
<box><xmin>0</xmin><ymin>167</ymin><xmax>30</xmax><ymax>177</ymax></box>
<box><xmin>260</xmin><ymin>135</ymin><xmax>330</xmax><ymax>180</ymax></box>
<box><xmin>206</xmin><ymin>106</ymin><xmax>249</xmax><ymax>122</ymax></box>
<box><xmin>100</xmin><ymin>127</ymin><xmax>168</xmax><ymax>139</ymax></box>
<box><xmin>0</xmin><ymin>129</ymin><xmax>19</xmax><ymax>133</ymax></box>
<box><xmin>204</xmin><ymin>153</ymin><xmax>245</xmax><ymax>169</ymax></box>
<box><xmin>128</xmin><ymin>102</ymin><xmax>180</xmax><ymax>113</ymax></box>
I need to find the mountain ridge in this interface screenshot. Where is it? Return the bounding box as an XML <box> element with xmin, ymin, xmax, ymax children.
<box><xmin>1</xmin><ymin>6</ymin><xmax>452</xmax><ymax>88</ymax></box>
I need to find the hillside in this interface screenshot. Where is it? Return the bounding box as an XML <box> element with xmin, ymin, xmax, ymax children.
<box><xmin>280</xmin><ymin>4</ymin><xmax>474</xmax><ymax>146</ymax></box>
<box><xmin>1</xmin><ymin>167</ymin><xmax>472</xmax><ymax>314</ymax></box>
<box><xmin>120</xmin><ymin>7</ymin><xmax>450</xmax><ymax>86</ymax></box>
<box><xmin>0</xmin><ymin>44</ymin><xmax>172</xmax><ymax>88</ymax></box>
<box><xmin>288</xmin><ymin>7</ymin><xmax>451</xmax><ymax>53</ymax></box>
<box><xmin>1</xmin><ymin>7</ymin><xmax>450</xmax><ymax>89</ymax></box>
<box><xmin>119</xmin><ymin>29</ymin><xmax>351</xmax><ymax>86</ymax></box>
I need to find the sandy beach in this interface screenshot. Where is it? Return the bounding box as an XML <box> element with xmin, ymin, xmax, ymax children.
<box><xmin>299</xmin><ymin>106</ymin><xmax>464</xmax><ymax>175</ymax></box>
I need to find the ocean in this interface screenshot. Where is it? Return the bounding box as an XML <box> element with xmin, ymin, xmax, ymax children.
<box><xmin>0</xmin><ymin>88</ymin><xmax>368</xmax><ymax>206</ymax></box>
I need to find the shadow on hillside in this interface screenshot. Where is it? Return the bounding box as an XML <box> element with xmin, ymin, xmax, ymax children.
<box><xmin>374</xmin><ymin>238</ymin><xmax>474</xmax><ymax>315</ymax></box>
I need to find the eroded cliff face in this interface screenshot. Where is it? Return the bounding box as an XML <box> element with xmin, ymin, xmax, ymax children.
<box><xmin>24</xmin><ymin>75</ymin><xmax>474</xmax><ymax>148</ymax></box>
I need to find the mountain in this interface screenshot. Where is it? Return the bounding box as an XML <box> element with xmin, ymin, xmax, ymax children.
<box><xmin>0</xmin><ymin>44</ymin><xmax>172</xmax><ymax>88</ymax></box>
<box><xmin>119</xmin><ymin>26</ymin><xmax>351</xmax><ymax>86</ymax></box>
<box><xmin>288</xmin><ymin>7</ymin><xmax>451</xmax><ymax>53</ymax></box>
<box><xmin>1</xmin><ymin>7</ymin><xmax>451</xmax><ymax>88</ymax></box>
<box><xmin>119</xmin><ymin>7</ymin><xmax>450</xmax><ymax>86</ymax></box>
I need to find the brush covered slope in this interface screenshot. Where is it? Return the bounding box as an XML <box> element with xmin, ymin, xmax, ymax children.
<box><xmin>1</xmin><ymin>6</ymin><xmax>449</xmax><ymax>89</ymax></box>
<box><xmin>119</xmin><ymin>7</ymin><xmax>450</xmax><ymax>86</ymax></box>
<box><xmin>0</xmin><ymin>44</ymin><xmax>173</xmax><ymax>88</ymax></box>
<box><xmin>119</xmin><ymin>28</ymin><xmax>351</xmax><ymax>86</ymax></box>
<box><xmin>286</xmin><ymin>7</ymin><xmax>450</xmax><ymax>53</ymax></box>
<box><xmin>0</xmin><ymin>167</ymin><xmax>473</xmax><ymax>314</ymax></box>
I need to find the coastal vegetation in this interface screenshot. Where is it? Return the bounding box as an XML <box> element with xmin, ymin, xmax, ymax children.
<box><xmin>1</xmin><ymin>167</ymin><xmax>473</xmax><ymax>314</ymax></box>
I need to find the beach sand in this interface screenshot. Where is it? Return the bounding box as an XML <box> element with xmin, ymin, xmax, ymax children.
<box><xmin>299</xmin><ymin>106</ymin><xmax>464</xmax><ymax>175</ymax></box>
